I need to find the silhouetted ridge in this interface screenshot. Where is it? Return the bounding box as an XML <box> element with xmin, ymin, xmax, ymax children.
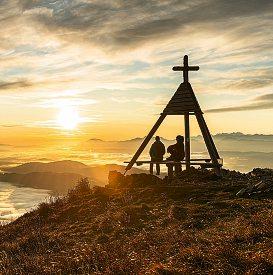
<box><xmin>1</xmin><ymin>168</ymin><xmax>273</xmax><ymax>273</ymax></box>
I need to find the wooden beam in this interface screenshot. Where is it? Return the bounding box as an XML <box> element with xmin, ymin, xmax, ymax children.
<box><xmin>195</xmin><ymin>112</ymin><xmax>222</xmax><ymax>176</ymax></box>
<box><xmin>184</xmin><ymin>113</ymin><xmax>190</xmax><ymax>170</ymax></box>
<box><xmin>124</xmin><ymin>159</ymin><xmax>219</xmax><ymax>164</ymax></box>
<box><xmin>201</xmin><ymin>117</ymin><xmax>220</xmax><ymax>159</ymax></box>
<box><xmin>125</xmin><ymin>113</ymin><xmax>166</xmax><ymax>172</ymax></box>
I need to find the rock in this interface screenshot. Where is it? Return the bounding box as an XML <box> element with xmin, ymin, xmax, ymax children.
<box><xmin>236</xmin><ymin>188</ymin><xmax>246</xmax><ymax>196</ymax></box>
<box><xmin>254</xmin><ymin>181</ymin><xmax>267</xmax><ymax>190</ymax></box>
<box><xmin>236</xmin><ymin>169</ymin><xmax>273</xmax><ymax>196</ymax></box>
<box><xmin>250</xmin><ymin>168</ymin><xmax>273</xmax><ymax>178</ymax></box>
<box><xmin>108</xmin><ymin>170</ymin><xmax>125</xmax><ymax>187</ymax></box>
<box><xmin>107</xmin><ymin>170</ymin><xmax>163</xmax><ymax>188</ymax></box>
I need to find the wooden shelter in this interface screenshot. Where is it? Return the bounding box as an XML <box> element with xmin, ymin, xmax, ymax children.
<box><xmin>125</xmin><ymin>55</ymin><xmax>223</xmax><ymax>177</ymax></box>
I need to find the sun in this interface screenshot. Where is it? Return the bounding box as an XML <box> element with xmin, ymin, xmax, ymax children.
<box><xmin>57</xmin><ymin>106</ymin><xmax>80</xmax><ymax>130</ymax></box>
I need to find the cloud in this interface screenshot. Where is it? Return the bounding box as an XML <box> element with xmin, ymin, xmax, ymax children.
<box><xmin>206</xmin><ymin>93</ymin><xmax>273</xmax><ymax>113</ymax></box>
<box><xmin>227</xmin><ymin>79</ymin><xmax>271</xmax><ymax>90</ymax></box>
<box><xmin>18</xmin><ymin>0</ymin><xmax>273</xmax><ymax>50</ymax></box>
<box><xmin>0</xmin><ymin>80</ymin><xmax>32</xmax><ymax>90</ymax></box>
<box><xmin>1</xmin><ymin>0</ymin><xmax>273</xmax><ymax>85</ymax></box>
<box><xmin>0</xmin><ymin>124</ymin><xmax>22</xmax><ymax>128</ymax></box>
<box><xmin>0</xmin><ymin>78</ymin><xmax>78</xmax><ymax>93</ymax></box>
<box><xmin>213</xmin><ymin>67</ymin><xmax>273</xmax><ymax>92</ymax></box>
<box><xmin>0</xmin><ymin>0</ymin><xmax>273</xmax><ymax>136</ymax></box>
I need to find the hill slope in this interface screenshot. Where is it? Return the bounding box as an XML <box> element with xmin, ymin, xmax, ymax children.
<box><xmin>1</xmin><ymin>160</ymin><xmax>145</xmax><ymax>193</ymax></box>
<box><xmin>1</xmin><ymin>169</ymin><xmax>273</xmax><ymax>274</ymax></box>
<box><xmin>0</xmin><ymin>172</ymin><xmax>84</xmax><ymax>194</ymax></box>
<box><xmin>4</xmin><ymin>160</ymin><xmax>88</xmax><ymax>174</ymax></box>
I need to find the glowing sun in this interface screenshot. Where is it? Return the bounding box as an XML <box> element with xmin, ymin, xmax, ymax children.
<box><xmin>57</xmin><ymin>107</ymin><xmax>80</xmax><ymax>130</ymax></box>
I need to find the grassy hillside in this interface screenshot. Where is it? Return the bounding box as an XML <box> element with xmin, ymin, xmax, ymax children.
<box><xmin>1</xmin><ymin>169</ymin><xmax>273</xmax><ymax>274</ymax></box>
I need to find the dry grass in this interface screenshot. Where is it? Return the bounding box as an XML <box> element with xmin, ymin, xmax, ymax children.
<box><xmin>1</xmin><ymin>172</ymin><xmax>273</xmax><ymax>274</ymax></box>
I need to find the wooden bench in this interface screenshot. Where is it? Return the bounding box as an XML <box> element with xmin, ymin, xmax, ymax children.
<box><xmin>124</xmin><ymin>158</ymin><xmax>223</xmax><ymax>179</ymax></box>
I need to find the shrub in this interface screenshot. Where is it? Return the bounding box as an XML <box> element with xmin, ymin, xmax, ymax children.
<box><xmin>37</xmin><ymin>202</ymin><xmax>52</xmax><ymax>218</ymax></box>
<box><xmin>68</xmin><ymin>178</ymin><xmax>91</xmax><ymax>199</ymax></box>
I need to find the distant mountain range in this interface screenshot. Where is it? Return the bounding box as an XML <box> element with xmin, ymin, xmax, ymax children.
<box><xmin>211</xmin><ymin>132</ymin><xmax>273</xmax><ymax>141</ymax></box>
<box><xmin>88</xmin><ymin>133</ymin><xmax>273</xmax><ymax>142</ymax></box>
<box><xmin>88</xmin><ymin>137</ymin><xmax>172</xmax><ymax>143</ymax></box>
<box><xmin>81</xmin><ymin>132</ymin><xmax>273</xmax><ymax>153</ymax></box>
<box><xmin>0</xmin><ymin>160</ymin><xmax>145</xmax><ymax>194</ymax></box>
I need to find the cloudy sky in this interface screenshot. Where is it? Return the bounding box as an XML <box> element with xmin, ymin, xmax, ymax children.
<box><xmin>0</xmin><ymin>0</ymin><xmax>273</xmax><ymax>145</ymax></box>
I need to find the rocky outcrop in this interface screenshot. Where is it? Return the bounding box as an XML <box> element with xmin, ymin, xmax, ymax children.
<box><xmin>108</xmin><ymin>171</ymin><xmax>162</xmax><ymax>188</ymax></box>
<box><xmin>109</xmin><ymin>168</ymin><xmax>273</xmax><ymax>198</ymax></box>
<box><xmin>236</xmin><ymin>168</ymin><xmax>273</xmax><ymax>196</ymax></box>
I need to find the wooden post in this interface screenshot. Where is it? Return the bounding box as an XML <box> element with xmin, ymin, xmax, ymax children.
<box><xmin>167</xmin><ymin>164</ymin><xmax>174</xmax><ymax>180</ymax></box>
<box><xmin>184</xmin><ymin>112</ymin><xmax>190</xmax><ymax>170</ymax></box>
<box><xmin>183</xmin><ymin>55</ymin><xmax>189</xmax><ymax>82</ymax></box>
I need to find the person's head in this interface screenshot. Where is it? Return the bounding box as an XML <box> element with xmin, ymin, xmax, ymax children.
<box><xmin>155</xmin><ymin>136</ymin><xmax>160</xmax><ymax>141</ymax></box>
<box><xmin>176</xmin><ymin>135</ymin><xmax>184</xmax><ymax>143</ymax></box>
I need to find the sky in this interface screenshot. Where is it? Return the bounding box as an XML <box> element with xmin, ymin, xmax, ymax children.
<box><xmin>0</xmin><ymin>0</ymin><xmax>273</xmax><ymax>146</ymax></box>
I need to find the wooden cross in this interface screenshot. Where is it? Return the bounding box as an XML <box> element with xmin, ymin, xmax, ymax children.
<box><xmin>173</xmin><ymin>55</ymin><xmax>199</xmax><ymax>83</ymax></box>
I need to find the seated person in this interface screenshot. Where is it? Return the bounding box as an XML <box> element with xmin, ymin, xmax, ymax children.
<box><xmin>149</xmin><ymin>136</ymin><xmax>166</xmax><ymax>175</ymax></box>
<box><xmin>166</xmin><ymin>135</ymin><xmax>185</xmax><ymax>174</ymax></box>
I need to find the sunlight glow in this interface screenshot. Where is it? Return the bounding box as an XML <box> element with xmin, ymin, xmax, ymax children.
<box><xmin>57</xmin><ymin>106</ymin><xmax>80</xmax><ymax>130</ymax></box>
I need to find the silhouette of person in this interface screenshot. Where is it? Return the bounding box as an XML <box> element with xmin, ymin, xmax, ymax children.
<box><xmin>149</xmin><ymin>136</ymin><xmax>166</xmax><ymax>175</ymax></box>
<box><xmin>167</xmin><ymin>135</ymin><xmax>185</xmax><ymax>174</ymax></box>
